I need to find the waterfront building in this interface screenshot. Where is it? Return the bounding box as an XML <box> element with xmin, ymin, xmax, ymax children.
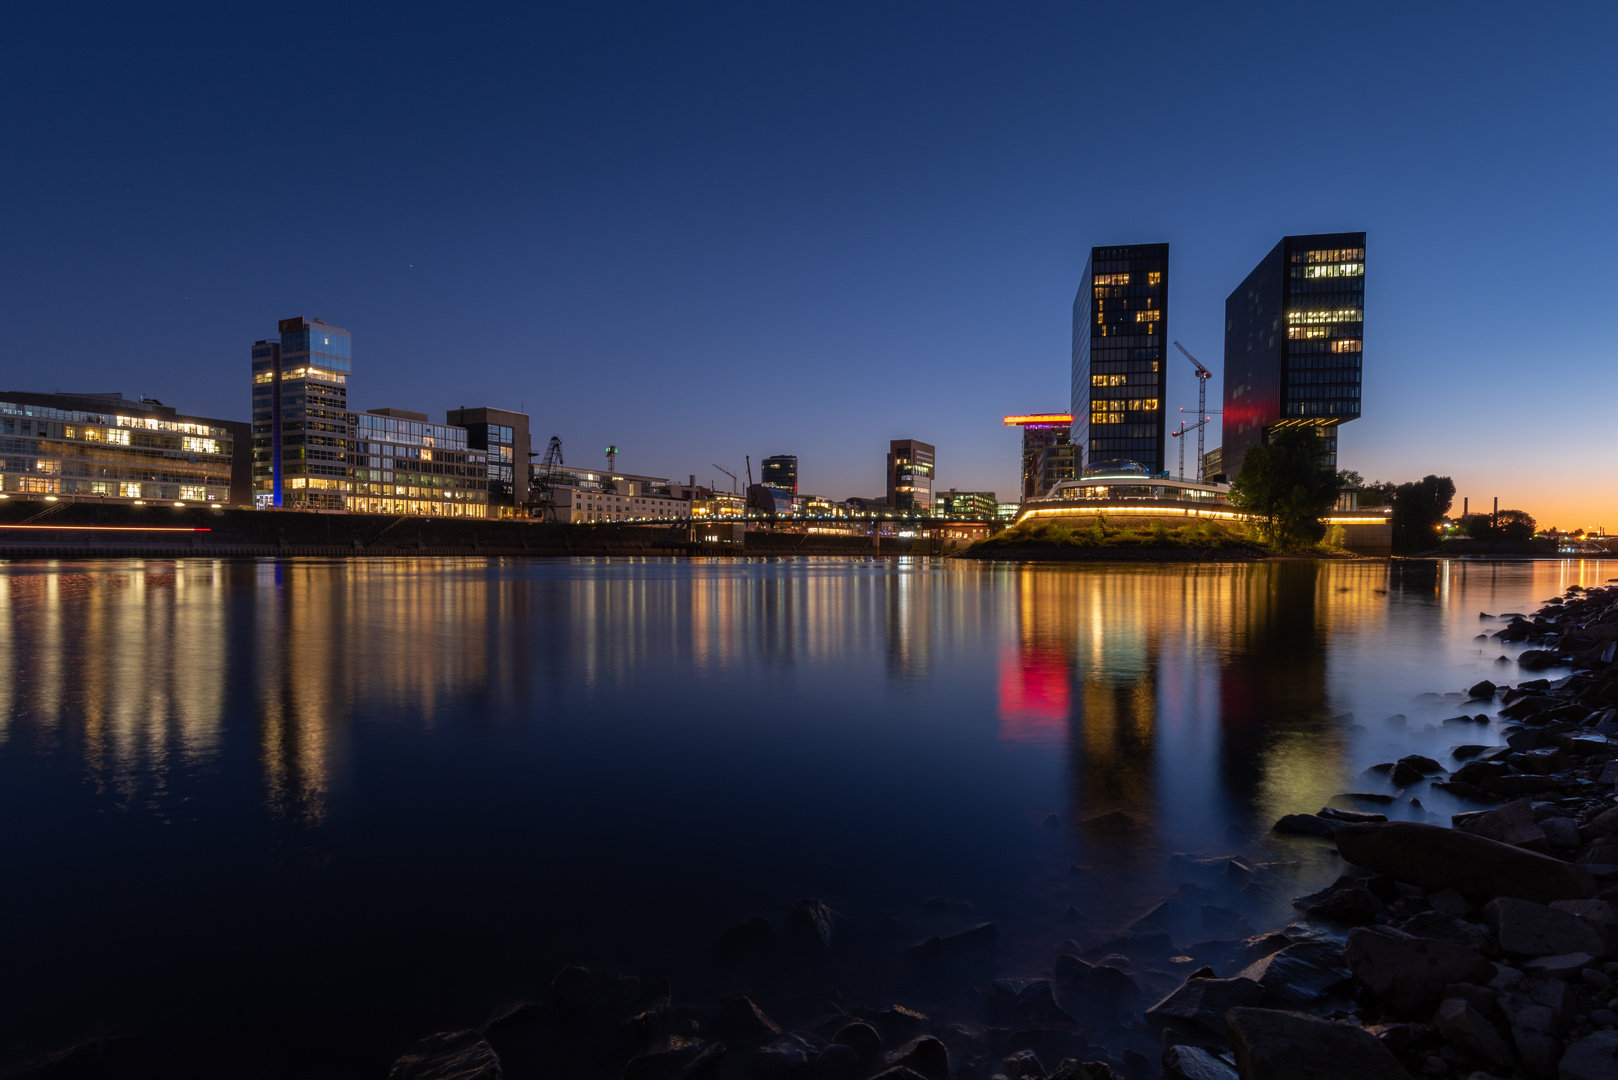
<box><xmin>0</xmin><ymin>390</ymin><xmax>246</xmax><ymax>505</ymax></box>
<box><xmin>251</xmin><ymin>316</ymin><xmax>352</xmax><ymax>510</ymax></box>
<box><xmin>1222</xmin><ymin>232</ymin><xmax>1365</xmax><ymax>478</ymax></box>
<box><xmin>347</xmin><ymin>408</ymin><xmax>489</xmax><ymax>517</ymax></box>
<box><xmin>548</xmin><ymin>467</ymin><xmax>691</xmax><ymax>523</ymax></box>
<box><xmin>1003</xmin><ymin>414</ymin><xmax>1075</xmax><ymax>501</ymax></box>
<box><xmin>761</xmin><ymin>454</ymin><xmax>798</xmax><ymax>494</ymax></box>
<box><xmin>886</xmin><ymin>439</ymin><xmax>935</xmax><ymax>511</ymax></box>
<box><xmin>446</xmin><ymin>406</ymin><xmax>530</xmax><ymax>513</ymax></box>
<box><xmin>996</xmin><ymin>502</ymin><xmax>1020</xmax><ymax>521</ymax></box>
<box><xmin>937</xmin><ymin>489</ymin><xmax>998</xmax><ymax>518</ymax></box>
<box><xmin>1202</xmin><ymin>446</ymin><xmax>1224</xmax><ymax>483</ymax></box>
<box><xmin>1071</xmin><ymin>244</ymin><xmax>1169</xmax><ymax>474</ymax></box>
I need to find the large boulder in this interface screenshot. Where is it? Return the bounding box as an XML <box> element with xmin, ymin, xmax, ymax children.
<box><xmin>1433</xmin><ymin>997</ymin><xmax>1513</xmax><ymax>1069</ymax></box>
<box><xmin>1233</xmin><ymin>940</ymin><xmax>1353</xmax><ymax>1005</ymax></box>
<box><xmin>1453</xmin><ymin>798</ymin><xmax>1548</xmax><ymax>848</ymax></box>
<box><xmin>1161</xmin><ymin>1044</ymin><xmax>1238</xmax><ymax>1080</ymax></box>
<box><xmin>1224</xmin><ymin>1008</ymin><xmax>1412</xmax><ymax>1079</ymax></box>
<box><xmin>1484</xmin><ymin>897</ymin><xmax>1610</xmax><ymax>959</ymax></box>
<box><xmin>1144</xmin><ymin>976</ymin><xmax>1264</xmax><ymax>1034</ymax></box>
<box><xmin>1343</xmin><ymin>927</ymin><xmax>1496</xmax><ymax>1015</ymax></box>
<box><xmin>388</xmin><ymin>1031</ymin><xmax>504</xmax><ymax>1080</ymax></box>
<box><xmin>1334</xmin><ymin>821</ymin><xmax>1596</xmax><ymax>902</ymax></box>
<box><xmin>783</xmin><ymin>899</ymin><xmax>834</xmax><ymax>952</ymax></box>
<box><xmin>1560</xmin><ymin>1031</ymin><xmax>1618</xmax><ymax>1080</ymax></box>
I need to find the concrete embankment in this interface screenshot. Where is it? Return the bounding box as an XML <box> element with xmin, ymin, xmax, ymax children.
<box><xmin>0</xmin><ymin>501</ymin><xmax>940</xmax><ymax>559</ymax></box>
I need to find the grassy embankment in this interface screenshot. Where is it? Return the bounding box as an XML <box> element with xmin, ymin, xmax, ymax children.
<box><xmin>959</xmin><ymin>516</ymin><xmax>1286</xmax><ymax>560</ymax></box>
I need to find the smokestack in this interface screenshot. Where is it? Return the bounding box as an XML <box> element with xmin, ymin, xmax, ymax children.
<box><xmin>1463</xmin><ymin>497</ymin><xmax>1468</xmax><ymax>517</ymax></box>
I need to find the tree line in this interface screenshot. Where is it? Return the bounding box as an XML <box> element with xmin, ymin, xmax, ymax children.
<box><xmin>1230</xmin><ymin>429</ymin><xmax>1535</xmax><ymax>553</ymax></box>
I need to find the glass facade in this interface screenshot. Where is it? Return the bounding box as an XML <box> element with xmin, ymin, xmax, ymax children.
<box><xmin>446</xmin><ymin>407</ymin><xmax>529</xmax><ymax>510</ymax></box>
<box><xmin>251</xmin><ymin>317</ymin><xmax>352</xmax><ymax>510</ymax></box>
<box><xmin>1071</xmin><ymin>243</ymin><xmax>1169</xmax><ymax>474</ymax></box>
<box><xmin>346</xmin><ymin>412</ymin><xmax>488</xmax><ymax>518</ymax></box>
<box><xmin>886</xmin><ymin>439</ymin><xmax>934</xmax><ymax>510</ymax></box>
<box><xmin>0</xmin><ymin>394</ymin><xmax>234</xmax><ymax>502</ymax></box>
<box><xmin>761</xmin><ymin>454</ymin><xmax>798</xmax><ymax>495</ymax></box>
<box><xmin>1222</xmin><ymin>232</ymin><xmax>1365</xmax><ymax>477</ymax></box>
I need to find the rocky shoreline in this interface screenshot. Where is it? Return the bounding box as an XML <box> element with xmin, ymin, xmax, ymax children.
<box><xmin>371</xmin><ymin>581</ymin><xmax>1618</xmax><ymax>1080</ymax></box>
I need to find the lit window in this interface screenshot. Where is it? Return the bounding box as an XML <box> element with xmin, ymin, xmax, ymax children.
<box><xmin>1287</xmin><ymin>309</ymin><xmax>1363</xmax><ymax>325</ymax></box>
<box><xmin>1148</xmin><ymin>272</ymin><xmax>1162</xmax><ymax>285</ymax></box>
<box><xmin>1092</xmin><ymin>374</ymin><xmax>1127</xmax><ymax>387</ymax></box>
<box><xmin>1288</xmin><ymin>327</ymin><xmax>1328</xmax><ymax>339</ymax></box>
<box><xmin>1330</xmin><ymin>339</ymin><xmax>1361</xmax><ymax>353</ymax></box>
<box><xmin>1093</xmin><ymin>273</ymin><xmax>1130</xmax><ymax>286</ymax></box>
<box><xmin>1135</xmin><ymin>310</ymin><xmax>1161</xmax><ymax>322</ymax></box>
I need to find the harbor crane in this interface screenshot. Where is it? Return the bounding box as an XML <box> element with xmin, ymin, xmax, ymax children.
<box><xmin>605</xmin><ymin>445</ymin><xmax>619</xmax><ymax>473</ymax></box>
<box><xmin>1172</xmin><ymin>340</ymin><xmax>1216</xmax><ymax>480</ymax></box>
<box><xmin>532</xmin><ymin>436</ymin><xmax>564</xmax><ymax>521</ymax></box>
<box><xmin>712</xmin><ymin>464</ymin><xmax>738</xmax><ymax>494</ymax></box>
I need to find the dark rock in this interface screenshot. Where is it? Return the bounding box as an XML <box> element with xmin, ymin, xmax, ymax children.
<box><xmin>1224</xmin><ymin>1007</ymin><xmax>1413</xmax><ymax>1079</ymax></box>
<box><xmin>872</xmin><ymin>1006</ymin><xmax>928</xmax><ymax>1044</ymax></box>
<box><xmin>1144</xmin><ymin>976</ymin><xmax>1265</xmax><ymax>1034</ymax></box>
<box><xmin>1053</xmin><ymin>956</ymin><xmax>1141</xmax><ymax>1020</ymax></box>
<box><xmin>1559</xmin><ymin>1031</ymin><xmax>1618</xmax><ymax>1080</ymax></box>
<box><xmin>1519</xmin><ymin>649</ymin><xmax>1565</xmax><ymax>671</ymax></box>
<box><xmin>752</xmin><ymin>1035</ymin><xmax>819</xmax><ymax>1077</ymax></box>
<box><xmin>704</xmin><ymin>997</ymin><xmax>781</xmax><ymax>1046</ymax></box>
<box><xmin>1200</xmin><ymin>904</ymin><xmax>1253</xmax><ymax>939</ymax></box>
<box><xmin>1293</xmin><ymin>876</ymin><xmax>1383</xmax><ymax>925</ymax></box>
<box><xmin>1484</xmin><ymin>896</ymin><xmax>1609</xmax><ymax>958</ymax></box>
<box><xmin>388</xmin><ymin>1031</ymin><xmax>503</xmax><ymax>1080</ymax></box>
<box><xmin>1398</xmin><ymin>753</ymin><xmax>1445</xmax><ymax>775</ymax></box>
<box><xmin>712</xmin><ymin>917</ymin><xmax>781</xmax><ymax>962</ymax></box>
<box><xmin>866</xmin><ymin>1069</ymin><xmax>926</xmax><ymax>1080</ymax></box>
<box><xmin>883</xmin><ymin>1037</ymin><xmax>948</xmax><ymax>1080</ymax></box>
<box><xmin>1396</xmin><ymin>911</ymin><xmax>1497</xmax><ymax>955</ymax></box>
<box><xmin>1433</xmin><ymin>997</ymin><xmax>1513</xmax><ymax>1069</ymax></box>
<box><xmin>1003</xmin><ymin>1048</ymin><xmax>1046</xmax><ymax>1079</ymax></box>
<box><xmin>1233</xmin><ymin>940</ymin><xmax>1352</xmax><ymax>1005</ymax></box>
<box><xmin>1160</xmin><ymin>1044</ymin><xmax>1237</xmax><ymax>1080</ymax></box>
<box><xmin>783</xmin><ymin>899</ymin><xmax>834</xmax><ymax>952</ymax></box>
<box><xmin>552</xmin><ymin>966</ymin><xmax>641</xmax><ymax>1027</ymax></box>
<box><xmin>828</xmin><ymin>1023</ymin><xmax>881</xmax><ymax>1063</ymax></box>
<box><xmin>1481</xmin><ymin>773</ymin><xmax>1561</xmax><ymax>796</ymax></box>
<box><xmin>1343</xmin><ymin>926</ymin><xmax>1496</xmax><ymax>1015</ymax></box>
<box><xmin>1454</xmin><ymin>798</ymin><xmax>1548</xmax><ymax>848</ymax></box>
<box><xmin>1389</xmin><ymin>760</ymin><xmax>1426</xmax><ymax>787</ymax></box>
<box><xmin>984</xmin><ymin>978</ymin><xmax>1075</xmax><ymax>1029</ymax></box>
<box><xmin>1317</xmin><ymin>806</ymin><xmax>1386</xmax><ymax>823</ymax></box>
<box><xmin>1272</xmin><ymin>813</ymin><xmax>1341</xmax><ymax>837</ymax></box>
<box><xmin>1334</xmin><ymin>820</ymin><xmax>1597</xmax><ymax>903</ymax></box>
<box><xmin>1468</xmin><ymin>680</ymin><xmax>1498</xmax><ymax>699</ymax></box>
<box><xmin>1451</xmin><ymin>744</ymin><xmax>1489</xmax><ymax>760</ymax></box>
<box><xmin>1510</xmin><ymin>1004</ymin><xmax>1565</xmax><ymax>1078</ymax></box>
<box><xmin>811</xmin><ymin>1043</ymin><xmax>860</xmax><ymax>1079</ymax></box>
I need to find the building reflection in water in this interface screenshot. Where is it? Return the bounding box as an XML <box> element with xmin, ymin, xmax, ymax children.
<box><xmin>993</xmin><ymin>562</ymin><xmax>1401</xmax><ymax>849</ymax></box>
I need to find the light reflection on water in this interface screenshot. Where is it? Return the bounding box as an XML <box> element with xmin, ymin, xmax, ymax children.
<box><xmin>1</xmin><ymin>555</ymin><xmax>1615</xmax><ymax>1069</ymax></box>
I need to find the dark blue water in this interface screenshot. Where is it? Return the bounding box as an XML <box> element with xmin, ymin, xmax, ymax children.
<box><xmin>1</xmin><ymin>556</ymin><xmax>1612</xmax><ymax>1075</ymax></box>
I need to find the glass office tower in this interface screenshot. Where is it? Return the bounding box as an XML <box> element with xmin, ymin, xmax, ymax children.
<box><xmin>886</xmin><ymin>439</ymin><xmax>934</xmax><ymax>511</ymax></box>
<box><xmin>1071</xmin><ymin>243</ymin><xmax>1168</xmax><ymax>474</ymax></box>
<box><xmin>446</xmin><ymin>406</ymin><xmax>530</xmax><ymax>512</ymax></box>
<box><xmin>761</xmin><ymin>454</ymin><xmax>798</xmax><ymax>494</ymax></box>
<box><xmin>1222</xmin><ymin>232</ymin><xmax>1365</xmax><ymax>478</ymax></box>
<box><xmin>251</xmin><ymin>317</ymin><xmax>352</xmax><ymax>509</ymax></box>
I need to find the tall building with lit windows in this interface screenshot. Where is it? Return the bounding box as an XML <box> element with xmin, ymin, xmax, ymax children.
<box><xmin>886</xmin><ymin>439</ymin><xmax>934</xmax><ymax>511</ymax></box>
<box><xmin>251</xmin><ymin>317</ymin><xmax>352</xmax><ymax>509</ymax></box>
<box><xmin>1221</xmin><ymin>232</ymin><xmax>1365</xmax><ymax>478</ymax></box>
<box><xmin>1071</xmin><ymin>243</ymin><xmax>1169</xmax><ymax>474</ymax></box>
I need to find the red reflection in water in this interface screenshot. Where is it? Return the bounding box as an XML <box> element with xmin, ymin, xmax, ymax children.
<box><xmin>997</xmin><ymin>645</ymin><xmax>1069</xmax><ymax>745</ymax></box>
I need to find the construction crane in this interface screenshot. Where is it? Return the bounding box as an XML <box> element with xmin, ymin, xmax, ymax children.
<box><xmin>1172</xmin><ymin>341</ymin><xmax>1215</xmax><ymax>480</ymax></box>
<box><xmin>1170</xmin><ymin>417</ymin><xmax>1213</xmax><ymax>481</ymax></box>
<box><xmin>532</xmin><ymin>436</ymin><xmax>564</xmax><ymax>521</ymax></box>
<box><xmin>712</xmin><ymin>464</ymin><xmax>738</xmax><ymax>494</ymax></box>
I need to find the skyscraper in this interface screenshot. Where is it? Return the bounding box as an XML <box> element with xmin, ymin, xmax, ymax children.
<box><xmin>1222</xmin><ymin>232</ymin><xmax>1365</xmax><ymax>478</ymax></box>
<box><xmin>761</xmin><ymin>454</ymin><xmax>798</xmax><ymax>494</ymax></box>
<box><xmin>1071</xmin><ymin>243</ymin><xmax>1169</xmax><ymax>475</ymax></box>
<box><xmin>251</xmin><ymin>317</ymin><xmax>352</xmax><ymax>509</ymax></box>
<box><xmin>886</xmin><ymin>439</ymin><xmax>934</xmax><ymax>511</ymax></box>
<box><xmin>1003</xmin><ymin>414</ymin><xmax>1074</xmax><ymax>500</ymax></box>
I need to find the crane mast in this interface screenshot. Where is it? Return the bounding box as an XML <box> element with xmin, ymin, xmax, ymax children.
<box><xmin>1172</xmin><ymin>340</ymin><xmax>1215</xmax><ymax>479</ymax></box>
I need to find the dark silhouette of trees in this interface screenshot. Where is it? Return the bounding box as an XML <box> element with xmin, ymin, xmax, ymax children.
<box><xmin>1463</xmin><ymin>509</ymin><xmax>1538</xmax><ymax>543</ymax></box>
<box><xmin>1391</xmin><ymin>475</ymin><xmax>1456</xmax><ymax>553</ymax></box>
<box><xmin>1230</xmin><ymin>428</ymin><xmax>1340</xmax><ymax>549</ymax></box>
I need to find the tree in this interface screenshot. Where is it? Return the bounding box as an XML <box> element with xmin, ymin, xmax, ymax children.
<box><xmin>1229</xmin><ymin>428</ymin><xmax>1341</xmax><ymax>549</ymax></box>
<box><xmin>1391</xmin><ymin>475</ymin><xmax>1456</xmax><ymax>553</ymax></box>
<box><xmin>1337</xmin><ymin>469</ymin><xmax>1365</xmax><ymax>489</ymax></box>
<box><xmin>1356</xmin><ymin>478</ymin><xmax>1397</xmax><ymax>508</ymax></box>
<box><xmin>1463</xmin><ymin>509</ymin><xmax>1537</xmax><ymax>543</ymax></box>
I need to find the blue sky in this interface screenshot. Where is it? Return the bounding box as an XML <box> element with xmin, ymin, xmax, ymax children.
<box><xmin>3</xmin><ymin>3</ymin><xmax>1614</xmax><ymax>524</ymax></box>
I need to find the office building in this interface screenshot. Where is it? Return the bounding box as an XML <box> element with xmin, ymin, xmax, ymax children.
<box><xmin>761</xmin><ymin>454</ymin><xmax>798</xmax><ymax>494</ymax></box>
<box><xmin>1003</xmin><ymin>414</ymin><xmax>1074</xmax><ymax>500</ymax></box>
<box><xmin>251</xmin><ymin>317</ymin><xmax>352</xmax><ymax>509</ymax></box>
<box><xmin>447</xmin><ymin>406</ymin><xmax>530</xmax><ymax>513</ymax></box>
<box><xmin>886</xmin><ymin>439</ymin><xmax>934</xmax><ymax>511</ymax></box>
<box><xmin>546</xmin><ymin>468</ymin><xmax>691</xmax><ymax>523</ymax></box>
<box><xmin>1222</xmin><ymin>232</ymin><xmax>1365</xmax><ymax>477</ymax></box>
<box><xmin>937</xmin><ymin>489</ymin><xmax>998</xmax><ymax>518</ymax></box>
<box><xmin>347</xmin><ymin>409</ymin><xmax>488</xmax><ymax>517</ymax></box>
<box><xmin>1202</xmin><ymin>446</ymin><xmax>1224</xmax><ymax>483</ymax></box>
<box><xmin>0</xmin><ymin>390</ymin><xmax>246</xmax><ymax>505</ymax></box>
<box><xmin>1071</xmin><ymin>243</ymin><xmax>1169</xmax><ymax>474</ymax></box>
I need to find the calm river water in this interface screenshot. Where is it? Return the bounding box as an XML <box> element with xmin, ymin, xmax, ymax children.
<box><xmin>2</xmin><ymin>556</ymin><xmax>1614</xmax><ymax>1075</ymax></box>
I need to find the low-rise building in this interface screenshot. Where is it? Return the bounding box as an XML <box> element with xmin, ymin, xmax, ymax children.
<box><xmin>937</xmin><ymin>489</ymin><xmax>998</xmax><ymax>518</ymax></box>
<box><xmin>0</xmin><ymin>390</ymin><xmax>247</xmax><ymax>505</ymax></box>
<box><xmin>545</xmin><ymin>467</ymin><xmax>692</xmax><ymax>522</ymax></box>
<box><xmin>347</xmin><ymin>408</ymin><xmax>489</xmax><ymax>518</ymax></box>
